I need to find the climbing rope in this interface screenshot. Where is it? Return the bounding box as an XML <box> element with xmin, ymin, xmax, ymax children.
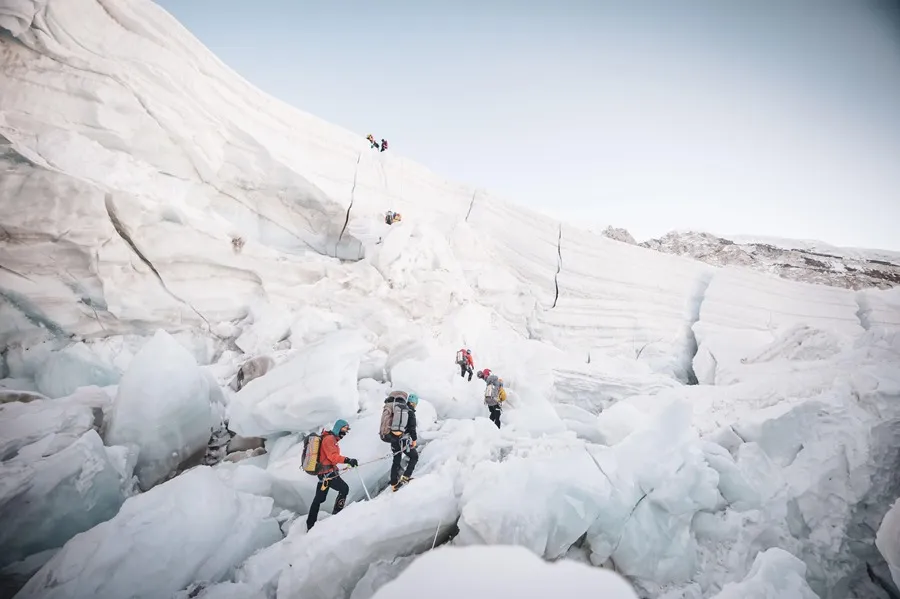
<box><xmin>329</xmin><ymin>443</ymin><xmax>412</xmax><ymax>477</ymax></box>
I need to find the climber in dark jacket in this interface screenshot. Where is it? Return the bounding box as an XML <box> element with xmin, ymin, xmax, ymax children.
<box><xmin>390</xmin><ymin>394</ymin><xmax>419</xmax><ymax>491</ymax></box>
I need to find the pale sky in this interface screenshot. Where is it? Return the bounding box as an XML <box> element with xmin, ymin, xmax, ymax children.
<box><xmin>156</xmin><ymin>0</ymin><xmax>900</xmax><ymax>250</ymax></box>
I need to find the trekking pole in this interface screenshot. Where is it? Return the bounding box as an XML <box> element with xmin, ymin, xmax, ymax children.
<box><xmin>355</xmin><ymin>467</ymin><xmax>373</xmax><ymax>501</ymax></box>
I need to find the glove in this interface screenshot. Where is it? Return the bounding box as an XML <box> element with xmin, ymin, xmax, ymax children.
<box><xmin>345</xmin><ymin>458</ymin><xmax>359</xmax><ymax>467</ymax></box>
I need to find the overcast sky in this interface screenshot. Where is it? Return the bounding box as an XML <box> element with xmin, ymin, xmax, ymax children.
<box><xmin>157</xmin><ymin>0</ymin><xmax>900</xmax><ymax>250</ymax></box>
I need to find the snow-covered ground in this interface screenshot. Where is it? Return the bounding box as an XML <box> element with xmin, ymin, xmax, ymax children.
<box><xmin>1</xmin><ymin>1</ymin><xmax>900</xmax><ymax>598</ymax></box>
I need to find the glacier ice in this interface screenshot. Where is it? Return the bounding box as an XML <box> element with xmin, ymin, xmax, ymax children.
<box><xmin>238</xmin><ymin>471</ymin><xmax>459</xmax><ymax>599</ymax></box>
<box><xmin>234</xmin><ymin>301</ymin><xmax>293</xmax><ymax>356</ymax></box>
<box><xmin>228</xmin><ymin>330</ymin><xmax>372</xmax><ymax>437</ymax></box>
<box><xmin>370</xmin><ymin>545</ymin><xmax>639</xmax><ymax>599</ymax></box>
<box><xmin>33</xmin><ymin>342</ymin><xmax>120</xmax><ymax>398</ymax></box>
<box><xmin>0</xmin><ymin>396</ymin><xmax>94</xmax><ymax>461</ymax></box>
<box><xmin>105</xmin><ymin>329</ymin><xmax>213</xmax><ymax>490</ymax></box>
<box><xmin>349</xmin><ymin>556</ymin><xmax>416</xmax><ymax>599</ymax></box>
<box><xmin>876</xmin><ymin>499</ymin><xmax>900</xmax><ymax>589</ymax></box>
<box><xmin>0</xmin><ymin>430</ymin><xmax>127</xmax><ymax>568</ymax></box>
<box><xmin>710</xmin><ymin>548</ymin><xmax>818</xmax><ymax>599</ymax></box>
<box><xmin>16</xmin><ymin>466</ymin><xmax>281</xmax><ymax>599</ymax></box>
<box><xmin>0</xmin><ymin>0</ymin><xmax>899</xmax><ymax>597</ymax></box>
<box><xmin>585</xmin><ymin>400</ymin><xmax>720</xmax><ymax>586</ymax></box>
<box><xmin>456</xmin><ymin>448</ymin><xmax>609</xmax><ymax>559</ymax></box>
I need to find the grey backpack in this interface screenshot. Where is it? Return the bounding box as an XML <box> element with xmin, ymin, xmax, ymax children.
<box><xmin>484</xmin><ymin>383</ymin><xmax>498</xmax><ymax>406</ymax></box>
<box><xmin>379</xmin><ymin>391</ymin><xmax>409</xmax><ymax>441</ymax></box>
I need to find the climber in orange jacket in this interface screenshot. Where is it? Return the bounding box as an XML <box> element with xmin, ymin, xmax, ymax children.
<box><xmin>307</xmin><ymin>420</ymin><xmax>358</xmax><ymax>531</ymax></box>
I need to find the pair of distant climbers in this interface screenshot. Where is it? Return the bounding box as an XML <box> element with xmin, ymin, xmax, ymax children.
<box><xmin>366</xmin><ymin>134</ymin><xmax>389</xmax><ymax>152</ymax></box>
<box><xmin>301</xmin><ymin>389</ymin><xmax>420</xmax><ymax>529</ymax></box>
<box><xmin>385</xmin><ymin>211</ymin><xmax>402</xmax><ymax>225</ymax></box>
<box><xmin>477</xmin><ymin>368</ymin><xmax>506</xmax><ymax>428</ymax></box>
<box><xmin>454</xmin><ymin>349</ymin><xmax>506</xmax><ymax>427</ymax></box>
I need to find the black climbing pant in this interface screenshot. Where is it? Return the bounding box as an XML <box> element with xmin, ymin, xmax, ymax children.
<box><xmin>307</xmin><ymin>474</ymin><xmax>349</xmax><ymax>531</ymax></box>
<box><xmin>390</xmin><ymin>437</ymin><xmax>419</xmax><ymax>485</ymax></box>
<box><xmin>459</xmin><ymin>363</ymin><xmax>473</xmax><ymax>381</ymax></box>
<box><xmin>488</xmin><ymin>405</ymin><xmax>502</xmax><ymax>428</ymax></box>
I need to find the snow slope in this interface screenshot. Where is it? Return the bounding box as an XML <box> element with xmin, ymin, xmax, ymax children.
<box><xmin>1</xmin><ymin>1</ymin><xmax>900</xmax><ymax>599</ymax></box>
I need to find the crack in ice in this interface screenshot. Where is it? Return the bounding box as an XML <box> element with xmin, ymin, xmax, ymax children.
<box><xmin>104</xmin><ymin>193</ymin><xmax>210</xmax><ymax>328</ymax></box>
<box><xmin>552</xmin><ymin>224</ymin><xmax>562</xmax><ymax>309</ymax></box>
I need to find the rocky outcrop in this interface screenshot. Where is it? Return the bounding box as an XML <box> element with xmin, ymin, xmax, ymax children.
<box><xmin>641</xmin><ymin>231</ymin><xmax>900</xmax><ymax>290</ymax></box>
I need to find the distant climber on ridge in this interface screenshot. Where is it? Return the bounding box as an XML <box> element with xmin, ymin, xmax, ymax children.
<box><xmin>366</xmin><ymin>134</ymin><xmax>379</xmax><ymax>149</ymax></box>
<box><xmin>456</xmin><ymin>348</ymin><xmax>474</xmax><ymax>381</ymax></box>
<box><xmin>304</xmin><ymin>420</ymin><xmax>358</xmax><ymax>531</ymax></box>
<box><xmin>380</xmin><ymin>138</ymin><xmax>389</xmax><ymax>152</ymax></box>
<box><xmin>477</xmin><ymin>369</ymin><xmax>506</xmax><ymax>428</ymax></box>
<box><xmin>379</xmin><ymin>390</ymin><xmax>419</xmax><ymax>491</ymax></box>
<box><xmin>385</xmin><ymin>211</ymin><xmax>402</xmax><ymax>225</ymax></box>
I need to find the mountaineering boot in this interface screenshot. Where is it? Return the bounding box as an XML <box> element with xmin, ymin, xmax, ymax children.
<box><xmin>392</xmin><ymin>475</ymin><xmax>410</xmax><ymax>492</ymax></box>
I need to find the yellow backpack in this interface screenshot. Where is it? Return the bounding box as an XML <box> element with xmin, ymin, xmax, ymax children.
<box><xmin>498</xmin><ymin>387</ymin><xmax>507</xmax><ymax>403</ymax></box>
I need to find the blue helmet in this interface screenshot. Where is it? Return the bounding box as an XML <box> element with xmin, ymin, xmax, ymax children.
<box><xmin>407</xmin><ymin>394</ymin><xmax>419</xmax><ymax>407</ymax></box>
<box><xmin>332</xmin><ymin>419</ymin><xmax>350</xmax><ymax>437</ymax></box>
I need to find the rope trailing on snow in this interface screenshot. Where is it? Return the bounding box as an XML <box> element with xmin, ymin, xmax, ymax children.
<box><xmin>331</xmin><ymin>444</ymin><xmax>411</xmax><ymax>476</ymax></box>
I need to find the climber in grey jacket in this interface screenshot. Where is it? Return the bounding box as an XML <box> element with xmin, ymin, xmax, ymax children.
<box><xmin>477</xmin><ymin>369</ymin><xmax>505</xmax><ymax>428</ymax></box>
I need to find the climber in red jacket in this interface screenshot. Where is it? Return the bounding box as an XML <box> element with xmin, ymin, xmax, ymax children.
<box><xmin>456</xmin><ymin>348</ymin><xmax>475</xmax><ymax>381</ymax></box>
